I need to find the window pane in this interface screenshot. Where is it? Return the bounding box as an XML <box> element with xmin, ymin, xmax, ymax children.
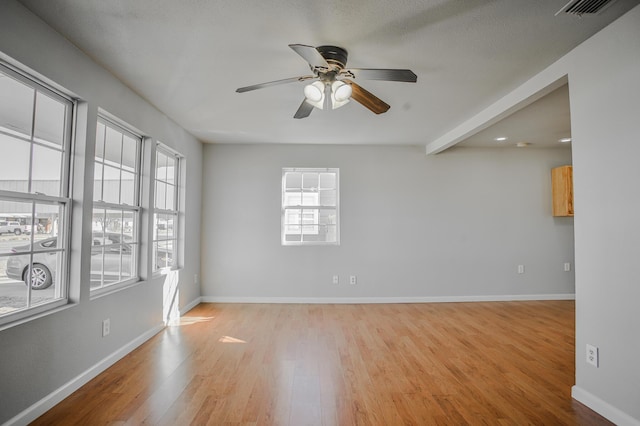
<box><xmin>34</xmin><ymin>202</ymin><xmax>63</xmax><ymax>247</ymax></box>
<box><xmin>155</xmin><ymin>240</ymin><xmax>173</xmax><ymax>269</ymax></box>
<box><xmin>285</xmin><ymin>234</ymin><xmax>302</xmax><ymax>242</ymax></box>
<box><xmin>166</xmin><ymin>156</ymin><xmax>176</xmax><ymax>185</ymax></box>
<box><xmin>103</xmin><ymin>126</ymin><xmax>122</xmax><ymax>166</ymax></box>
<box><xmin>23</xmin><ymin>252</ymin><xmax>61</xmax><ymax>294</ymax></box>
<box><xmin>319</xmin><ymin>189</ymin><xmax>336</xmax><ymax>206</ymax></box>
<box><xmin>90</xmin><ymin>246</ymin><xmax>105</xmax><ymax>289</ymax></box>
<box><xmin>119</xmin><ymin>244</ymin><xmax>134</xmax><ymax>281</ymax></box>
<box><xmin>0</xmin><ymin>200</ymin><xmax>32</xmax><ymax>255</ymax></box>
<box><xmin>95</xmin><ymin>121</ymin><xmax>105</xmax><ymax>160</ymax></box>
<box><xmin>156</xmin><ymin>213</ymin><xmax>168</xmax><ymax>240</ymax></box>
<box><xmin>302</xmin><ymin>173</ymin><xmax>318</xmax><ymax>190</ymax></box>
<box><xmin>0</xmin><ymin>258</ymin><xmax>29</xmax><ymax>314</ymax></box>
<box><xmin>93</xmin><ymin>163</ymin><xmax>103</xmax><ymax>202</ymax></box>
<box><xmin>102</xmin><ymin>165</ymin><xmax>120</xmax><ymax>204</ymax></box>
<box><xmin>1</xmin><ymin>252</ymin><xmax>61</xmax><ymax>314</ymax></box>
<box><xmin>121</xmin><ymin>170</ymin><xmax>135</xmax><ymax>205</ymax></box>
<box><xmin>156</xmin><ymin>151</ymin><xmax>167</xmax><ymax>181</ymax></box>
<box><xmin>155</xmin><ymin>181</ymin><xmax>166</xmax><ymax>210</ymax></box>
<box><xmin>301</xmin><ymin>193</ymin><xmax>318</xmax><ymax>206</ymax></box>
<box><xmin>165</xmin><ymin>184</ymin><xmax>175</xmax><ymax>210</ymax></box>
<box><xmin>34</xmin><ymin>91</ymin><xmax>66</xmax><ymax>147</ymax></box>
<box><xmin>92</xmin><ymin>208</ymin><xmax>106</xmax><ymax>235</ymax></box>
<box><xmin>123</xmin><ymin>210</ymin><xmax>135</xmax><ymax>242</ymax></box>
<box><xmin>166</xmin><ymin>214</ymin><xmax>175</xmax><ymax>239</ymax></box>
<box><xmin>105</xmin><ymin>209</ymin><xmax>123</xmax><ymax>234</ymax></box>
<box><xmin>122</xmin><ymin>135</ymin><xmax>137</xmax><ymax>172</ymax></box>
<box><xmin>319</xmin><ymin>173</ymin><xmax>335</xmax><ymax>189</ymax></box>
<box><xmin>0</xmin><ymin>72</ymin><xmax>34</xmax><ymax>138</ymax></box>
<box><xmin>0</xmin><ymin>134</ymin><xmax>30</xmax><ymax>190</ymax></box>
<box><xmin>285</xmin><ymin>172</ymin><xmax>301</xmax><ymax>189</ymax></box>
<box><xmin>32</xmin><ymin>144</ymin><xmax>62</xmax><ymax>196</ymax></box>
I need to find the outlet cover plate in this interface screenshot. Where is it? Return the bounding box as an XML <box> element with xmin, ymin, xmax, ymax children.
<box><xmin>102</xmin><ymin>318</ymin><xmax>110</xmax><ymax>337</ymax></box>
<box><xmin>586</xmin><ymin>344</ymin><xmax>599</xmax><ymax>367</ymax></box>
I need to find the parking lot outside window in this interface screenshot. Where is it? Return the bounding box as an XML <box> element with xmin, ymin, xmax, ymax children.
<box><xmin>153</xmin><ymin>144</ymin><xmax>181</xmax><ymax>271</ymax></box>
<box><xmin>0</xmin><ymin>62</ymin><xmax>73</xmax><ymax>325</ymax></box>
<box><xmin>91</xmin><ymin>116</ymin><xmax>141</xmax><ymax>293</ymax></box>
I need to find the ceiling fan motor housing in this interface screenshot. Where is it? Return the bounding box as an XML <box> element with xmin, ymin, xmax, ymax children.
<box><xmin>317</xmin><ymin>46</ymin><xmax>348</xmax><ymax>70</ymax></box>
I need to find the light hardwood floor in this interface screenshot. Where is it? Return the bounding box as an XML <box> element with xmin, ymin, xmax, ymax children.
<box><xmin>33</xmin><ymin>301</ymin><xmax>613</xmax><ymax>425</ymax></box>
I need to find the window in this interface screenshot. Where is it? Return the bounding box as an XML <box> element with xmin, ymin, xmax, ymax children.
<box><xmin>153</xmin><ymin>144</ymin><xmax>180</xmax><ymax>270</ymax></box>
<box><xmin>282</xmin><ymin>168</ymin><xmax>339</xmax><ymax>245</ymax></box>
<box><xmin>91</xmin><ymin>117</ymin><xmax>141</xmax><ymax>292</ymax></box>
<box><xmin>0</xmin><ymin>63</ymin><xmax>73</xmax><ymax>324</ymax></box>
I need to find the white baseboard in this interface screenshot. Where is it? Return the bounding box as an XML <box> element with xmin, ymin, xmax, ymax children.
<box><xmin>572</xmin><ymin>386</ymin><xmax>640</xmax><ymax>426</ymax></box>
<box><xmin>5</xmin><ymin>323</ymin><xmax>165</xmax><ymax>426</ymax></box>
<box><xmin>200</xmin><ymin>293</ymin><xmax>575</xmax><ymax>304</ymax></box>
<box><xmin>180</xmin><ymin>296</ymin><xmax>202</xmax><ymax>315</ymax></box>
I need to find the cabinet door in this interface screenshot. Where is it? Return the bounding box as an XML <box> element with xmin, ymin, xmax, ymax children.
<box><xmin>552</xmin><ymin>165</ymin><xmax>573</xmax><ymax>217</ymax></box>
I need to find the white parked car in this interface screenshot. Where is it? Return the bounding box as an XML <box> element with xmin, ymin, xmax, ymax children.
<box><xmin>0</xmin><ymin>221</ymin><xmax>29</xmax><ymax>235</ymax></box>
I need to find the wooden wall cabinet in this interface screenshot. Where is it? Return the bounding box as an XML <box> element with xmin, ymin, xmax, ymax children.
<box><xmin>552</xmin><ymin>165</ymin><xmax>574</xmax><ymax>217</ymax></box>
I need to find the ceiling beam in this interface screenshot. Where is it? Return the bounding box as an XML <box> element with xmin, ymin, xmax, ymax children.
<box><xmin>425</xmin><ymin>63</ymin><xmax>570</xmax><ymax>155</ymax></box>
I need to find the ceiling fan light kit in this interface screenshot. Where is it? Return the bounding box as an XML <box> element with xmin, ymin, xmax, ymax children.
<box><xmin>236</xmin><ymin>44</ymin><xmax>417</xmax><ymax>119</ymax></box>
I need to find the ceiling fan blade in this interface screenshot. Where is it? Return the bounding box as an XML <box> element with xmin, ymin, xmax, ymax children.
<box><xmin>236</xmin><ymin>75</ymin><xmax>315</xmax><ymax>93</ymax></box>
<box><xmin>294</xmin><ymin>99</ymin><xmax>314</xmax><ymax>119</ymax></box>
<box><xmin>342</xmin><ymin>68</ymin><xmax>417</xmax><ymax>83</ymax></box>
<box><xmin>289</xmin><ymin>44</ymin><xmax>330</xmax><ymax>70</ymax></box>
<box><xmin>344</xmin><ymin>79</ymin><xmax>390</xmax><ymax>114</ymax></box>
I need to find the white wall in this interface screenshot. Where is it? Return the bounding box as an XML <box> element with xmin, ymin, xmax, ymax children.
<box><xmin>0</xmin><ymin>1</ymin><xmax>202</xmax><ymax>424</ymax></box>
<box><xmin>565</xmin><ymin>5</ymin><xmax>640</xmax><ymax>424</ymax></box>
<box><xmin>201</xmin><ymin>144</ymin><xmax>574</xmax><ymax>302</ymax></box>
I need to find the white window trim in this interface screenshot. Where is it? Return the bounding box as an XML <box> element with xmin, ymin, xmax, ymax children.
<box><xmin>90</xmin><ymin>116</ymin><xmax>142</xmax><ymax>295</ymax></box>
<box><xmin>281</xmin><ymin>167</ymin><xmax>340</xmax><ymax>246</ymax></box>
<box><xmin>0</xmin><ymin>61</ymin><xmax>74</xmax><ymax>327</ymax></box>
<box><xmin>152</xmin><ymin>143</ymin><xmax>181</xmax><ymax>272</ymax></box>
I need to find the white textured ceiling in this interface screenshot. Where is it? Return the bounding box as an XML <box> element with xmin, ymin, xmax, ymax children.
<box><xmin>18</xmin><ymin>0</ymin><xmax>640</xmax><ymax>147</ymax></box>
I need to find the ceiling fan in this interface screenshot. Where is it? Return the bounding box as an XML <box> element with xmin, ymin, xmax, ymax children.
<box><xmin>236</xmin><ymin>44</ymin><xmax>417</xmax><ymax>119</ymax></box>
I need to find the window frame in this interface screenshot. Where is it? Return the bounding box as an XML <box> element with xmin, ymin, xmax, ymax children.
<box><xmin>0</xmin><ymin>61</ymin><xmax>74</xmax><ymax>326</ymax></box>
<box><xmin>152</xmin><ymin>143</ymin><xmax>181</xmax><ymax>272</ymax></box>
<box><xmin>90</xmin><ymin>115</ymin><xmax>142</xmax><ymax>295</ymax></box>
<box><xmin>281</xmin><ymin>167</ymin><xmax>340</xmax><ymax>246</ymax></box>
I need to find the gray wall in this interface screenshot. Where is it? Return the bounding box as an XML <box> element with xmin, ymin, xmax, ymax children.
<box><xmin>201</xmin><ymin>143</ymin><xmax>574</xmax><ymax>301</ymax></box>
<box><xmin>0</xmin><ymin>2</ymin><xmax>202</xmax><ymax>423</ymax></box>
<box><xmin>565</xmin><ymin>5</ymin><xmax>640</xmax><ymax>423</ymax></box>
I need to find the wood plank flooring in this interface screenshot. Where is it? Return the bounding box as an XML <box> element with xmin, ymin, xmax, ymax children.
<box><xmin>33</xmin><ymin>301</ymin><xmax>613</xmax><ymax>425</ymax></box>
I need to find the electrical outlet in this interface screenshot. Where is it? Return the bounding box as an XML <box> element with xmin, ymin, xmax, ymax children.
<box><xmin>517</xmin><ymin>265</ymin><xmax>525</xmax><ymax>274</ymax></box>
<box><xmin>586</xmin><ymin>344</ymin><xmax>599</xmax><ymax>367</ymax></box>
<box><xmin>194</xmin><ymin>274</ymin><xmax>198</xmax><ymax>284</ymax></box>
<box><xmin>350</xmin><ymin>275</ymin><xmax>357</xmax><ymax>285</ymax></box>
<box><xmin>332</xmin><ymin>275</ymin><xmax>339</xmax><ymax>284</ymax></box>
<box><xmin>102</xmin><ymin>318</ymin><xmax>110</xmax><ymax>337</ymax></box>
<box><xmin>564</xmin><ymin>263</ymin><xmax>571</xmax><ymax>272</ymax></box>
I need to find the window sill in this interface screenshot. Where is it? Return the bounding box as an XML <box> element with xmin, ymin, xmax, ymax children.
<box><xmin>0</xmin><ymin>299</ymin><xmax>78</xmax><ymax>332</ymax></box>
<box><xmin>89</xmin><ymin>278</ymin><xmax>142</xmax><ymax>301</ymax></box>
<box><xmin>151</xmin><ymin>266</ymin><xmax>182</xmax><ymax>279</ymax></box>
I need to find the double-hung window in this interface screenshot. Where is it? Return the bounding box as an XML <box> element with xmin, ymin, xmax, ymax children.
<box><xmin>91</xmin><ymin>117</ymin><xmax>141</xmax><ymax>292</ymax></box>
<box><xmin>153</xmin><ymin>144</ymin><xmax>180</xmax><ymax>271</ymax></box>
<box><xmin>0</xmin><ymin>62</ymin><xmax>73</xmax><ymax>324</ymax></box>
<box><xmin>282</xmin><ymin>168</ymin><xmax>339</xmax><ymax>245</ymax></box>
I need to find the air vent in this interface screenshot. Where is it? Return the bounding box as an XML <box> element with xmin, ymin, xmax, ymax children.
<box><xmin>555</xmin><ymin>0</ymin><xmax>616</xmax><ymax>16</ymax></box>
